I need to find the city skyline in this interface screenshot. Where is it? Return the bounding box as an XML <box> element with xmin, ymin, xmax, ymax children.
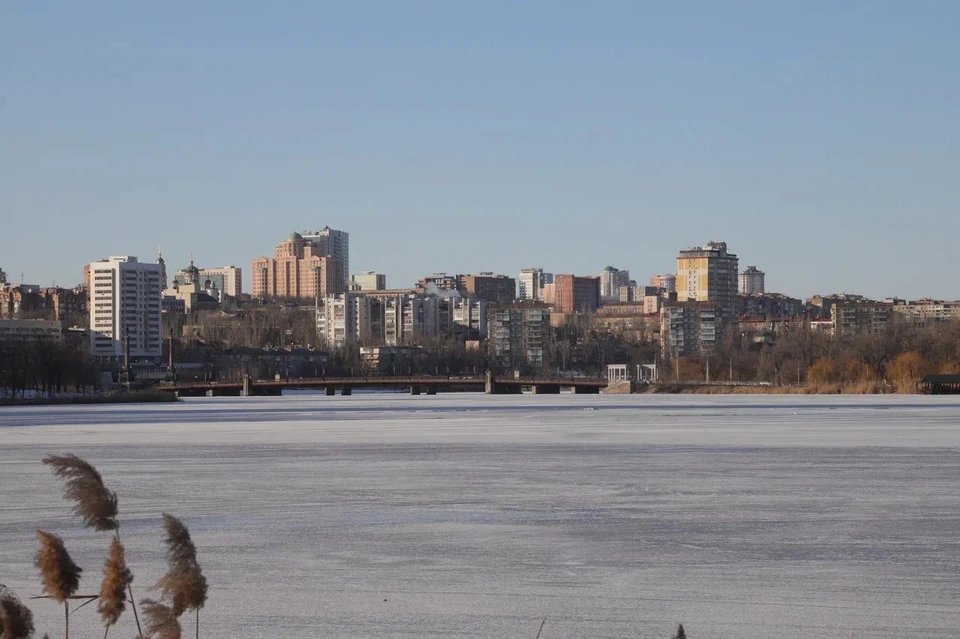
<box><xmin>2</xmin><ymin>3</ymin><xmax>959</xmax><ymax>299</ymax></box>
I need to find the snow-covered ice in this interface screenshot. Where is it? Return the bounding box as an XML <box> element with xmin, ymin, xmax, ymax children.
<box><xmin>1</xmin><ymin>393</ymin><xmax>959</xmax><ymax>638</ymax></box>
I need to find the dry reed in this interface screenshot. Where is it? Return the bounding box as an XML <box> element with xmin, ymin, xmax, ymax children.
<box><xmin>0</xmin><ymin>584</ymin><xmax>35</xmax><ymax>639</ymax></box>
<box><xmin>43</xmin><ymin>454</ymin><xmax>119</xmax><ymax>532</ymax></box>
<box><xmin>139</xmin><ymin>599</ymin><xmax>182</xmax><ymax>639</ymax></box>
<box><xmin>155</xmin><ymin>514</ymin><xmax>207</xmax><ymax>616</ymax></box>
<box><xmin>34</xmin><ymin>531</ymin><xmax>82</xmax><ymax>602</ymax></box>
<box><xmin>98</xmin><ymin>538</ymin><xmax>133</xmax><ymax>628</ymax></box>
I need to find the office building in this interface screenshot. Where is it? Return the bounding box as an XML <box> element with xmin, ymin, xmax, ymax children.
<box><xmin>676</xmin><ymin>242</ymin><xmax>739</xmax><ymax>322</ymax></box>
<box><xmin>251</xmin><ymin>233</ymin><xmax>345</xmax><ymax>300</ymax></box>
<box><xmin>553</xmin><ymin>275</ymin><xmax>601</xmax><ymax>313</ymax></box>
<box><xmin>739</xmin><ymin>266</ymin><xmax>765</xmax><ymax>295</ymax></box>
<box><xmin>518</xmin><ymin>268</ymin><xmax>552</xmax><ymax>302</ymax></box>
<box><xmin>350</xmin><ymin>271</ymin><xmax>387</xmax><ymax>291</ymax></box>
<box><xmin>88</xmin><ymin>256</ymin><xmax>163</xmax><ymax>362</ymax></box>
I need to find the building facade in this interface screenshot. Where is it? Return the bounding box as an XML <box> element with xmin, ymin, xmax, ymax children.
<box><xmin>0</xmin><ymin>319</ymin><xmax>63</xmax><ymax>345</ymax></box>
<box><xmin>739</xmin><ymin>266</ymin><xmax>765</xmax><ymax>295</ymax></box>
<box><xmin>518</xmin><ymin>268</ymin><xmax>552</xmax><ymax>302</ymax></box>
<box><xmin>831</xmin><ymin>302</ymin><xmax>894</xmax><ymax>335</ymax></box>
<box><xmin>487</xmin><ymin>304</ymin><xmax>551</xmax><ymax>371</ymax></box>
<box><xmin>88</xmin><ymin>256</ymin><xmax>163</xmax><ymax>362</ymax></box>
<box><xmin>738</xmin><ymin>293</ymin><xmax>804</xmax><ymax>319</ymax></box>
<box><xmin>458</xmin><ymin>273</ymin><xmax>516</xmax><ymax>304</ymax></box>
<box><xmin>196</xmin><ymin>266</ymin><xmax>242</xmax><ymax>298</ymax></box>
<box><xmin>553</xmin><ymin>275</ymin><xmax>601</xmax><ymax>314</ymax></box>
<box><xmin>350</xmin><ymin>271</ymin><xmax>387</xmax><ymax>291</ymax></box>
<box><xmin>650</xmin><ymin>274</ymin><xmax>676</xmax><ymax>293</ymax></box>
<box><xmin>660</xmin><ymin>301</ymin><xmax>723</xmax><ymax>359</ymax></box>
<box><xmin>251</xmin><ymin>233</ymin><xmax>345</xmax><ymax>300</ymax></box>
<box><xmin>600</xmin><ymin>267</ymin><xmax>631</xmax><ymax>301</ymax></box>
<box><xmin>301</xmin><ymin>227</ymin><xmax>349</xmax><ymax>287</ymax></box>
<box><xmin>676</xmin><ymin>242</ymin><xmax>739</xmax><ymax>323</ymax></box>
<box><xmin>316</xmin><ymin>293</ymin><xmax>375</xmax><ymax>348</ymax></box>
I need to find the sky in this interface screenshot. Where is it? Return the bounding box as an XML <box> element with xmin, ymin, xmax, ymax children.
<box><xmin>1</xmin><ymin>1</ymin><xmax>958</xmax><ymax>299</ymax></box>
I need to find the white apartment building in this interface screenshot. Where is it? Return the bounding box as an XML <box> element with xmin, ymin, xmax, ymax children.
<box><xmin>197</xmin><ymin>266</ymin><xmax>242</xmax><ymax>298</ymax></box>
<box><xmin>302</xmin><ymin>227</ymin><xmax>349</xmax><ymax>286</ymax></box>
<box><xmin>350</xmin><ymin>271</ymin><xmax>386</xmax><ymax>291</ymax></box>
<box><xmin>600</xmin><ymin>267</ymin><xmax>631</xmax><ymax>301</ymax></box>
<box><xmin>449</xmin><ymin>297</ymin><xmax>488</xmax><ymax>339</ymax></box>
<box><xmin>518</xmin><ymin>268</ymin><xmax>552</xmax><ymax>301</ymax></box>
<box><xmin>739</xmin><ymin>266</ymin><xmax>765</xmax><ymax>295</ymax></box>
<box><xmin>89</xmin><ymin>256</ymin><xmax>163</xmax><ymax>362</ymax></box>
<box><xmin>316</xmin><ymin>293</ymin><xmax>374</xmax><ymax>349</ymax></box>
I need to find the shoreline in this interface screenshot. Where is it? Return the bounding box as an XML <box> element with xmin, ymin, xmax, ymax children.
<box><xmin>0</xmin><ymin>390</ymin><xmax>179</xmax><ymax>407</ymax></box>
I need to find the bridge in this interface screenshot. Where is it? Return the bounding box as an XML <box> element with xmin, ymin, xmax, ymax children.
<box><xmin>156</xmin><ymin>373</ymin><xmax>608</xmax><ymax>397</ymax></box>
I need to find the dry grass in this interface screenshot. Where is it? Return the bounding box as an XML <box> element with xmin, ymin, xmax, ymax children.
<box><xmin>0</xmin><ymin>584</ymin><xmax>35</xmax><ymax>639</ymax></box>
<box><xmin>647</xmin><ymin>382</ymin><xmax>895</xmax><ymax>395</ymax></box>
<box><xmin>139</xmin><ymin>599</ymin><xmax>182</xmax><ymax>639</ymax></box>
<box><xmin>34</xmin><ymin>531</ymin><xmax>82</xmax><ymax>603</ymax></box>
<box><xmin>156</xmin><ymin>514</ymin><xmax>207</xmax><ymax>616</ymax></box>
<box><xmin>98</xmin><ymin>538</ymin><xmax>133</xmax><ymax>627</ymax></box>
<box><xmin>42</xmin><ymin>454</ymin><xmax>119</xmax><ymax>531</ymax></box>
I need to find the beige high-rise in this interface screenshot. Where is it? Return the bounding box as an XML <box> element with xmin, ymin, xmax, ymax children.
<box><xmin>676</xmin><ymin>242</ymin><xmax>739</xmax><ymax>323</ymax></box>
<box><xmin>251</xmin><ymin>233</ymin><xmax>345</xmax><ymax>300</ymax></box>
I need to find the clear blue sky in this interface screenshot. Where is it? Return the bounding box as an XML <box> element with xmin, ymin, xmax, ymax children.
<box><xmin>2</xmin><ymin>1</ymin><xmax>958</xmax><ymax>298</ymax></box>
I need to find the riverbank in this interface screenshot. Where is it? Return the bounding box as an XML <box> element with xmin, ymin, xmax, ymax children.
<box><xmin>0</xmin><ymin>389</ymin><xmax>179</xmax><ymax>407</ymax></box>
<box><xmin>644</xmin><ymin>381</ymin><xmax>897</xmax><ymax>394</ymax></box>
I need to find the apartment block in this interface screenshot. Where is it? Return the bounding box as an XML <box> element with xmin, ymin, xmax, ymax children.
<box><xmin>316</xmin><ymin>293</ymin><xmax>375</xmax><ymax>348</ymax></box>
<box><xmin>518</xmin><ymin>268</ymin><xmax>552</xmax><ymax>302</ymax></box>
<box><xmin>88</xmin><ymin>256</ymin><xmax>163</xmax><ymax>362</ymax></box>
<box><xmin>676</xmin><ymin>242</ymin><xmax>739</xmax><ymax>323</ymax></box>
<box><xmin>458</xmin><ymin>273</ymin><xmax>516</xmax><ymax>304</ymax></box>
<box><xmin>600</xmin><ymin>267</ymin><xmax>631</xmax><ymax>301</ymax></box>
<box><xmin>350</xmin><ymin>271</ymin><xmax>387</xmax><ymax>291</ymax></box>
<box><xmin>0</xmin><ymin>319</ymin><xmax>63</xmax><ymax>345</ymax></box>
<box><xmin>650</xmin><ymin>274</ymin><xmax>676</xmax><ymax>293</ymax></box>
<box><xmin>302</xmin><ymin>227</ymin><xmax>349</xmax><ymax>287</ymax></box>
<box><xmin>892</xmin><ymin>299</ymin><xmax>960</xmax><ymax>326</ymax></box>
<box><xmin>553</xmin><ymin>275</ymin><xmax>601</xmax><ymax>313</ymax></box>
<box><xmin>739</xmin><ymin>266</ymin><xmax>765</xmax><ymax>294</ymax></box>
<box><xmin>831</xmin><ymin>302</ymin><xmax>894</xmax><ymax>335</ymax></box>
<box><xmin>660</xmin><ymin>301</ymin><xmax>723</xmax><ymax>359</ymax></box>
<box><xmin>738</xmin><ymin>293</ymin><xmax>804</xmax><ymax>319</ymax></box>
<box><xmin>251</xmin><ymin>232</ymin><xmax>345</xmax><ymax>300</ymax></box>
<box><xmin>487</xmin><ymin>304</ymin><xmax>551</xmax><ymax>370</ymax></box>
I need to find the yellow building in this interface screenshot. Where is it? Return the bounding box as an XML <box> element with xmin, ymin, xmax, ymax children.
<box><xmin>676</xmin><ymin>241</ymin><xmax>739</xmax><ymax>323</ymax></box>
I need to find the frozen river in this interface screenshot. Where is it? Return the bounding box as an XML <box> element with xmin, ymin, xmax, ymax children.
<box><xmin>1</xmin><ymin>394</ymin><xmax>959</xmax><ymax>638</ymax></box>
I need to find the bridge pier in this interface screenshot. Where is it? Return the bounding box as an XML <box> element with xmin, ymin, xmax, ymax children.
<box><xmin>572</xmin><ymin>385</ymin><xmax>600</xmax><ymax>394</ymax></box>
<box><xmin>177</xmin><ymin>389</ymin><xmax>208</xmax><ymax>398</ymax></box>
<box><xmin>485</xmin><ymin>372</ymin><xmax>522</xmax><ymax>394</ymax></box>
<box><xmin>410</xmin><ymin>385</ymin><xmax>421</xmax><ymax>395</ymax></box>
<box><xmin>425</xmin><ymin>386</ymin><xmax>436</xmax><ymax>395</ymax></box>
<box><xmin>324</xmin><ymin>387</ymin><xmax>335</xmax><ymax>396</ymax></box>
<box><xmin>341</xmin><ymin>387</ymin><xmax>352</xmax><ymax>396</ymax></box>
<box><xmin>210</xmin><ymin>387</ymin><xmax>241</xmax><ymax>397</ymax></box>
<box><xmin>532</xmin><ymin>384</ymin><xmax>560</xmax><ymax>394</ymax></box>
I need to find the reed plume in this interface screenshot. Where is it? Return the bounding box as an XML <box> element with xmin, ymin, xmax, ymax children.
<box><xmin>43</xmin><ymin>455</ymin><xmax>118</xmax><ymax>532</ymax></box>
<box><xmin>34</xmin><ymin>531</ymin><xmax>82</xmax><ymax>602</ymax></box>
<box><xmin>98</xmin><ymin>538</ymin><xmax>133</xmax><ymax>628</ymax></box>
<box><xmin>139</xmin><ymin>599</ymin><xmax>181</xmax><ymax>639</ymax></box>
<box><xmin>0</xmin><ymin>584</ymin><xmax>35</xmax><ymax>639</ymax></box>
<box><xmin>155</xmin><ymin>514</ymin><xmax>207</xmax><ymax>616</ymax></box>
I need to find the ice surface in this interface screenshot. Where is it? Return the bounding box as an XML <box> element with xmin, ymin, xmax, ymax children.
<box><xmin>1</xmin><ymin>393</ymin><xmax>959</xmax><ymax>638</ymax></box>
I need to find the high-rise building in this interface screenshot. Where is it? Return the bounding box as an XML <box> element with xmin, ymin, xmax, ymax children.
<box><xmin>458</xmin><ymin>273</ymin><xmax>516</xmax><ymax>304</ymax></box>
<box><xmin>88</xmin><ymin>256</ymin><xmax>163</xmax><ymax>362</ymax></box>
<box><xmin>196</xmin><ymin>266</ymin><xmax>242</xmax><ymax>298</ymax></box>
<box><xmin>316</xmin><ymin>293</ymin><xmax>375</xmax><ymax>348</ymax></box>
<box><xmin>251</xmin><ymin>233</ymin><xmax>345</xmax><ymax>300</ymax></box>
<box><xmin>739</xmin><ymin>266</ymin><xmax>765</xmax><ymax>295</ymax></box>
<box><xmin>676</xmin><ymin>242</ymin><xmax>739</xmax><ymax>323</ymax></box>
<box><xmin>487</xmin><ymin>304</ymin><xmax>551</xmax><ymax>370</ymax></box>
<box><xmin>660</xmin><ymin>301</ymin><xmax>723</xmax><ymax>359</ymax></box>
<box><xmin>600</xmin><ymin>267</ymin><xmax>631</xmax><ymax>301</ymax></box>
<box><xmin>518</xmin><ymin>268</ymin><xmax>552</xmax><ymax>301</ymax></box>
<box><xmin>650</xmin><ymin>274</ymin><xmax>677</xmax><ymax>293</ymax></box>
<box><xmin>350</xmin><ymin>271</ymin><xmax>387</xmax><ymax>291</ymax></box>
<box><xmin>302</xmin><ymin>227</ymin><xmax>349</xmax><ymax>287</ymax></box>
<box><xmin>0</xmin><ymin>267</ymin><xmax>6</xmax><ymax>284</ymax></box>
<box><xmin>553</xmin><ymin>275</ymin><xmax>601</xmax><ymax>313</ymax></box>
